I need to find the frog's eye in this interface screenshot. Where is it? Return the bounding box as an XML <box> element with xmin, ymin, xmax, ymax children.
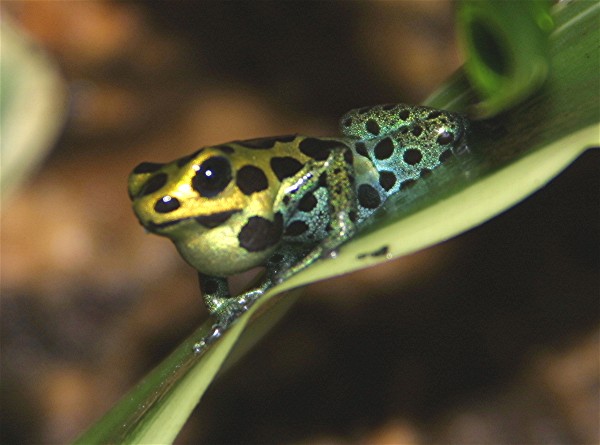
<box><xmin>192</xmin><ymin>156</ymin><xmax>232</xmax><ymax>197</ymax></box>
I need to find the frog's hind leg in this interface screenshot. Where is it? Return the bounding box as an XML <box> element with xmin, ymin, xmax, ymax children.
<box><xmin>276</xmin><ymin>147</ymin><xmax>358</xmax><ymax>282</ymax></box>
<box><xmin>199</xmin><ymin>251</ymin><xmax>304</xmax><ymax>321</ymax></box>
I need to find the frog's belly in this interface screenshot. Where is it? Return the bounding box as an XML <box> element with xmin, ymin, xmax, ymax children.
<box><xmin>173</xmin><ymin>217</ymin><xmax>280</xmax><ymax>277</ymax></box>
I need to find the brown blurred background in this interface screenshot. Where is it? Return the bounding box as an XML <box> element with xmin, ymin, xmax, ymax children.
<box><xmin>1</xmin><ymin>1</ymin><xmax>598</xmax><ymax>444</ymax></box>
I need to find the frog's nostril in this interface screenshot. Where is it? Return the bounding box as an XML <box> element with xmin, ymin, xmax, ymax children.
<box><xmin>154</xmin><ymin>196</ymin><xmax>181</xmax><ymax>213</ymax></box>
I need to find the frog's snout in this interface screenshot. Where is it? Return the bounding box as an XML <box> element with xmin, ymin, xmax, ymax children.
<box><xmin>127</xmin><ymin>162</ymin><xmax>165</xmax><ymax>200</ymax></box>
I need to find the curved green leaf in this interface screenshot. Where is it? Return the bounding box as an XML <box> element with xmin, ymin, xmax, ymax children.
<box><xmin>74</xmin><ymin>291</ymin><xmax>300</xmax><ymax>444</ymax></box>
<box><xmin>457</xmin><ymin>0</ymin><xmax>554</xmax><ymax>117</ymax></box>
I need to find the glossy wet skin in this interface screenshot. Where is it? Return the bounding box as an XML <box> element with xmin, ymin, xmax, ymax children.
<box><xmin>129</xmin><ymin>103</ymin><xmax>468</xmax><ymax>318</ymax></box>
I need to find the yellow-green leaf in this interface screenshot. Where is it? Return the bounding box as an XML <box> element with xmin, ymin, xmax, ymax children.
<box><xmin>457</xmin><ymin>0</ymin><xmax>554</xmax><ymax>117</ymax></box>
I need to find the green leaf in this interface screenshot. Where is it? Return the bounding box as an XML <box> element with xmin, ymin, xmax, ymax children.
<box><xmin>74</xmin><ymin>1</ymin><xmax>599</xmax><ymax>443</ymax></box>
<box><xmin>74</xmin><ymin>291</ymin><xmax>300</xmax><ymax>444</ymax></box>
<box><xmin>457</xmin><ymin>0</ymin><xmax>554</xmax><ymax>117</ymax></box>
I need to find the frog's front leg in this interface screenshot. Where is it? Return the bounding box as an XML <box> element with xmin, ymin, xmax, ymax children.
<box><xmin>199</xmin><ymin>246</ymin><xmax>310</xmax><ymax>322</ymax></box>
<box><xmin>198</xmin><ymin>273</ymin><xmax>231</xmax><ymax>315</ymax></box>
<box><xmin>199</xmin><ymin>272</ymin><xmax>269</xmax><ymax>322</ymax></box>
<box><xmin>198</xmin><ymin>272</ymin><xmax>265</xmax><ymax>322</ymax></box>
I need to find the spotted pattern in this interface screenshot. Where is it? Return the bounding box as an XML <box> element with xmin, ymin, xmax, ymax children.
<box><xmin>238</xmin><ymin>213</ymin><xmax>283</xmax><ymax>252</ymax></box>
<box><xmin>403</xmin><ymin>149</ymin><xmax>422</xmax><ymax>165</ymax></box>
<box><xmin>365</xmin><ymin>119</ymin><xmax>380</xmax><ymax>136</ymax></box>
<box><xmin>439</xmin><ymin>149</ymin><xmax>453</xmax><ymax>163</ymax></box>
<box><xmin>270</xmin><ymin>156</ymin><xmax>303</xmax><ymax>181</ymax></box>
<box><xmin>379</xmin><ymin>171</ymin><xmax>396</xmax><ymax>191</ymax></box>
<box><xmin>176</xmin><ymin>149</ymin><xmax>203</xmax><ymax>168</ymax></box>
<box><xmin>357</xmin><ymin>245</ymin><xmax>389</xmax><ymax>259</ymax></box>
<box><xmin>133</xmin><ymin>162</ymin><xmax>164</xmax><ymax>174</ymax></box>
<box><xmin>355</xmin><ymin>142</ymin><xmax>369</xmax><ymax>158</ymax></box>
<box><xmin>357</xmin><ymin>184</ymin><xmax>381</xmax><ymax>209</ymax></box>
<box><xmin>196</xmin><ymin>209</ymin><xmax>240</xmax><ymax>228</ymax></box>
<box><xmin>420</xmin><ymin>168</ymin><xmax>432</xmax><ymax>179</ymax></box>
<box><xmin>284</xmin><ymin>220</ymin><xmax>309</xmax><ymax>236</ymax></box>
<box><xmin>215</xmin><ymin>144</ymin><xmax>235</xmax><ymax>154</ymax></box>
<box><xmin>128</xmin><ymin>102</ymin><xmax>470</xmax><ymax>314</ymax></box>
<box><xmin>176</xmin><ymin>155</ymin><xmax>194</xmax><ymax>168</ymax></box>
<box><xmin>437</xmin><ymin>131</ymin><xmax>454</xmax><ymax>145</ymax></box>
<box><xmin>374</xmin><ymin>137</ymin><xmax>394</xmax><ymax>160</ymax></box>
<box><xmin>236</xmin><ymin>165</ymin><xmax>268</xmax><ymax>195</ymax></box>
<box><xmin>139</xmin><ymin>173</ymin><xmax>167</xmax><ymax>197</ymax></box>
<box><xmin>298</xmin><ymin>192</ymin><xmax>317</xmax><ymax>212</ymax></box>
<box><xmin>343</xmin><ymin>149</ymin><xmax>354</xmax><ymax>164</ymax></box>
<box><xmin>401</xmin><ymin>179</ymin><xmax>417</xmax><ymax>190</ymax></box>
<box><xmin>299</xmin><ymin>138</ymin><xmax>341</xmax><ymax>160</ymax></box>
<box><xmin>237</xmin><ymin>135</ymin><xmax>296</xmax><ymax>149</ymax></box>
<box><xmin>411</xmin><ymin>125</ymin><xmax>423</xmax><ymax>137</ymax></box>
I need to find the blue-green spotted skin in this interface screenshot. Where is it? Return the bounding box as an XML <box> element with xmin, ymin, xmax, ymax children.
<box><xmin>129</xmin><ymin>103</ymin><xmax>468</xmax><ymax>320</ymax></box>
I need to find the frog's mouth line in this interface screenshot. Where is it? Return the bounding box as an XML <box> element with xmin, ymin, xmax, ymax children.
<box><xmin>145</xmin><ymin>209</ymin><xmax>242</xmax><ymax>231</ymax></box>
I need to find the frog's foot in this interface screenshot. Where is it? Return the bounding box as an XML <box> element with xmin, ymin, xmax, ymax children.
<box><xmin>193</xmin><ymin>289</ymin><xmax>267</xmax><ymax>354</ymax></box>
<box><xmin>210</xmin><ymin>286</ymin><xmax>267</xmax><ymax>324</ymax></box>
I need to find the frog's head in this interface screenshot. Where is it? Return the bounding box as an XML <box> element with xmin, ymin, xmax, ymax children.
<box><xmin>128</xmin><ymin>145</ymin><xmax>281</xmax><ymax>276</ymax></box>
<box><xmin>128</xmin><ymin>147</ymin><xmax>246</xmax><ymax>234</ymax></box>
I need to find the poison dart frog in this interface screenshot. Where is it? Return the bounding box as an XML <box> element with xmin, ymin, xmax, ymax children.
<box><xmin>129</xmin><ymin>104</ymin><xmax>468</xmax><ymax>321</ymax></box>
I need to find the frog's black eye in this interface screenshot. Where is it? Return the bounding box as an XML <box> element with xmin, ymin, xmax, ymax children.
<box><xmin>192</xmin><ymin>156</ymin><xmax>232</xmax><ymax>197</ymax></box>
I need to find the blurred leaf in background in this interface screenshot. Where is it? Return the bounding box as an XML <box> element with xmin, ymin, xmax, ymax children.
<box><xmin>457</xmin><ymin>0</ymin><xmax>554</xmax><ymax>117</ymax></box>
<box><xmin>0</xmin><ymin>18</ymin><xmax>67</xmax><ymax>199</ymax></box>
